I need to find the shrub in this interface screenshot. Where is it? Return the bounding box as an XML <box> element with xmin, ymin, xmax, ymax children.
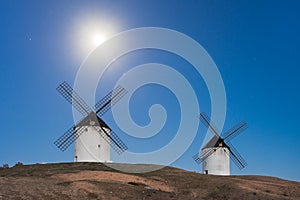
<box><xmin>1</xmin><ymin>164</ymin><xmax>9</xmax><ymax>169</ymax></box>
<box><xmin>14</xmin><ymin>162</ymin><xmax>23</xmax><ymax>167</ymax></box>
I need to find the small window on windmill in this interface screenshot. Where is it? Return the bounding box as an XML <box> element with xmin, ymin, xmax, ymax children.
<box><xmin>98</xmin><ymin>144</ymin><xmax>101</xmax><ymax>148</ymax></box>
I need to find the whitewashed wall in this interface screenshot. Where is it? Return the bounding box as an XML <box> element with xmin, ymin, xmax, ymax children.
<box><xmin>202</xmin><ymin>147</ymin><xmax>230</xmax><ymax>175</ymax></box>
<box><xmin>74</xmin><ymin>126</ymin><xmax>110</xmax><ymax>162</ymax></box>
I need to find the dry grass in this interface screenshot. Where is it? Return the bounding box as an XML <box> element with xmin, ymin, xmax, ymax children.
<box><xmin>53</xmin><ymin>171</ymin><xmax>174</xmax><ymax>192</ymax></box>
<box><xmin>0</xmin><ymin>162</ymin><xmax>299</xmax><ymax>200</ymax></box>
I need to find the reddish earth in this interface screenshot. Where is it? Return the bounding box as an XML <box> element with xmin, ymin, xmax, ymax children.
<box><xmin>0</xmin><ymin>162</ymin><xmax>299</xmax><ymax>199</ymax></box>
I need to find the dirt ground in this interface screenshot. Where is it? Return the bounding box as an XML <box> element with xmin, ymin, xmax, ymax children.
<box><xmin>0</xmin><ymin>162</ymin><xmax>299</xmax><ymax>199</ymax></box>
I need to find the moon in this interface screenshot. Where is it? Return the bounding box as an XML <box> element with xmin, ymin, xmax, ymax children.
<box><xmin>91</xmin><ymin>33</ymin><xmax>107</xmax><ymax>47</ymax></box>
<box><xmin>74</xmin><ymin>19</ymin><xmax>116</xmax><ymax>56</ymax></box>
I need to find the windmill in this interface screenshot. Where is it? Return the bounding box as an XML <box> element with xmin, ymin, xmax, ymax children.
<box><xmin>54</xmin><ymin>81</ymin><xmax>128</xmax><ymax>162</ymax></box>
<box><xmin>193</xmin><ymin>112</ymin><xmax>248</xmax><ymax>175</ymax></box>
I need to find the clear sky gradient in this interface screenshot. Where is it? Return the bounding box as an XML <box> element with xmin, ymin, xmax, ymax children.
<box><xmin>0</xmin><ymin>1</ymin><xmax>299</xmax><ymax>181</ymax></box>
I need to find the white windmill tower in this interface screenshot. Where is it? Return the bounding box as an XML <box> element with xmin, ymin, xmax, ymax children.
<box><xmin>193</xmin><ymin>112</ymin><xmax>248</xmax><ymax>175</ymax></box>
<box><xmin>54</xmin><ymin>82</ymin><xmax>128</xmax><ymax>162</ymax></box>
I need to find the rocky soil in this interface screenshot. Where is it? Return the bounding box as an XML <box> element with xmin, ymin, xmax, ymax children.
<box><xmin>0</xmin><ymin>162</ymin><xmax>299</xmax><ymax>199</ymax></box>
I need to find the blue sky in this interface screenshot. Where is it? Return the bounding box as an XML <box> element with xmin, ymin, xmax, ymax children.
<box><xmin>0</xmin><ymin>1</ymin><xmax>299</xmax><ymax>181</ymax></box>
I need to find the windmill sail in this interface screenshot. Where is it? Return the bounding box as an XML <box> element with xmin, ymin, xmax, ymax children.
<box><xmin>223</xmin><ymin>121</ymin><xmax>248</xmax><ymax>142</ymax></box>
<box><xmin>199</xmin><ymin>113</ymin><xmax>221</xmax><ymax>137</ymax></box>
<box><xmin>93</xmin><ymin>126</ymin><xmax>128</xmax><ymax>154</ymax></box>
<box><xmin>54</xmin><ymin>125</ymin><xmax>86</xmax><ymax>151</ymax></box>
<box><xmin>94</xmin><ymin>86</ymin><xmax>128</xmax><ymax>116</ymax></box>
<box><xmin>226</xmin><ymin>141</ymin><xmax>247</xmax><ymax>169</ymax></box>
<box><xmin>56</xmin><ymin>81</ymin><xmax>92</xmax><ymax>116</ymax></box>
<box><xmin>193</xmin><ymin>148</ymin><xmax>215</xmax><ymax>164</ymax></box>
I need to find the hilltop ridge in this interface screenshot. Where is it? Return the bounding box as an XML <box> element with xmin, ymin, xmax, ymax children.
<box><xmin>0</xmin><ymin>162</ymin><xmax>299</xmax><ymax>199</ymax></box>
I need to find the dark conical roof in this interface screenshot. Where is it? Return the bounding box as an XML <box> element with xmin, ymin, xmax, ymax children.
<box><xmin>75</xmin><ymin>112</ymin><xmax>110</xmax><ymax>129</ymax></box>
<box><xmin>201</xmin><ymin>135</ymin><xmax>229</xmax><ymax>149</ymax></box>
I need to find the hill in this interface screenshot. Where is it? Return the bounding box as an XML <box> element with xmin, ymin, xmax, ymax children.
<box><xmin>0</xmin><ymin>162</ymin><xmax>299</xmax><ymax>199</ymax></box>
